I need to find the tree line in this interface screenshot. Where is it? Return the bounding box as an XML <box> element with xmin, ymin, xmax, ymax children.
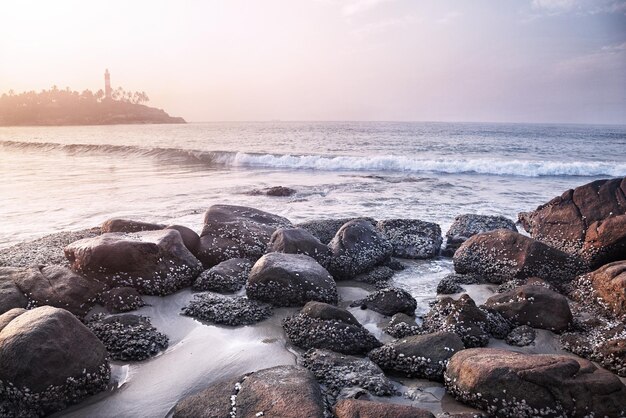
<box><xmin>1</xmin><ymin>86</ymin><xmax>150</xmax><ymax>106</ymax></box>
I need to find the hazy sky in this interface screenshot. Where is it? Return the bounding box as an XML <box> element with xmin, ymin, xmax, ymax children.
<box><xmin>1</xmin><ymin>0</ymin><xmax>625</xmax><ymax>124</ymax></box>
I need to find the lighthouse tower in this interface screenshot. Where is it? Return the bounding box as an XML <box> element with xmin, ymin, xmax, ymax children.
<box><xmin>104</xmin><ymin>69</ymin><xmax>112</xmax><ymax>99</ymax></box>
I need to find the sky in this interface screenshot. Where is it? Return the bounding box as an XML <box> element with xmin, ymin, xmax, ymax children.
<box><xmin>1</xmin><ymin>0</ymin><xmax>625</xmax><ymax>124</ymax></box>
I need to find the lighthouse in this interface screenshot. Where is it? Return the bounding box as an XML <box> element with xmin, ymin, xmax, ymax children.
<box><xmin>104</xmin><ymin>69</ymin><xmax>112</xmax><ymax>99</ymax></box>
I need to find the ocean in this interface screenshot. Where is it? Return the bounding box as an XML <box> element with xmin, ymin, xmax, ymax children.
<box><xmin>1</xmin><ymin>121</ymin><xmax>625</xmax><ymax>417</ymax></box>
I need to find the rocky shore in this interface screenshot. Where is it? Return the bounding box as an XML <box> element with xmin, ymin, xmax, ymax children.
<box><xmin>0</xmin><ymin>177</ymin><xmax>624</xmax><ymax>417</ymax></box>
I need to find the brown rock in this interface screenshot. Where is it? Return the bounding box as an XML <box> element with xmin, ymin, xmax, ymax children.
<box><xmin>101</xmin><ymin>218</ymin><xmax>164</xmax><ymax>233</ymax></box>
<box><xmin>0</xmin><ymin>307</ymin><xmax>26</xmax><ymax>332</ymax></box>
<box><xmin>0</xmin><ymin>267</ymin><xmax>28</xmax><ymax>314</ymax></box>
<box><xmin>582</xmin><ymin>260</ymin><xmax>626</xmax><ymax>317</ymax></box>
<box><xmin>334</xmin><ymin>399</ymin><xmax>435</xmax><ymax>418</ymax></box>
<box><xmin>165</xmin><ymin>225</ymin><xmax>201</xmax><ymax>256</ymax></box>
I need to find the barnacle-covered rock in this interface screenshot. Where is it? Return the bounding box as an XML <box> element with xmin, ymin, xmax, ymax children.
<box><xmin>99</xmin><ymin>287</ymin><xmax>145</xmax><ymax>313</ymax></box>
<box><xmin>181</xmin><ymin>293</ymin><xmax>272</xmax><ymax>326</ymax></box>
<box><xmin>350</xmin><ymin>287</ymin><xmax>417</xmax><ymax>317</ymax></box>
<box><xmin>443</xmin><ymin>214</ymin><xmax>516</xmax><ymax>257</ymax></box>
<box><xmin>505</xmin><ymin>325</ymin><xmax>536</xmax><ymax>347</ymax></box>
<box><xmin>296</xmin><ymin>217</ymin><xmax>377</xmax><ymax>245</ymax></box>
<box><xmin>267</xmin><ymin>227</ymin><xmax>331</xmax><ymax>268</ymax></box>
<box><xmin>334</xmin><ymin>399</ymin><xmax>435</xmax><ymax>418</ymax></box>
<box><xmin>377</xmin><ymin>219</ymin><xmax>442</xmax><ymax>259</ymax></box>
<box><xmin>193</xmin><ymin>258</ymin><xmax>252</xmax><ymax>293</ymax></box>
<box><xmin>384</xmin><ymin>312</ymin><xmax>421</xmax><ymax>338</ymax></box>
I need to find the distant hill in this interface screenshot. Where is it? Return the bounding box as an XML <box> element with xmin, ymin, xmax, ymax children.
<box><xmin>0</xmin><ymin>87</ymin><xmax>185</xmax><ymax>126</ymax></box>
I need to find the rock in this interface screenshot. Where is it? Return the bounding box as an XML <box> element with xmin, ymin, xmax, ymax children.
<box><xmin>384</xmin><ymin>312</ymin><xmax>421</xmax><ymax>338</ymax></box>
<box><xmin>101</xmin><ymin>218</ymin><xmax>164</xmax><ymax>233</ymax></box>
<box><xmin>328</xmin><ymin>219</ymin><xmax>393</xmax><ymax>280</ymax></box>
<box><xmin>86</xmin><ymin>313</ymin><xmax>168</xmax><ymax>361</ymax></box>
<box><xmin>99</xmin><ymin>287</ymin><xmax>145</xmax><ymax>313</ymax></box>
<box><xmin>436</xmin><ymin>273</ymin><xmax>482</xmax><ymax>295</ymax></box>
<box><xmin>265</xmin><ymin>186</ymin><xmax>296</xmax><ymax>196</ymax></box>
<box><xmin>334</xmin><ymin>399</ymin><xmax>435</xmax><ymax>418</ymax></box>
<box><xmin>0</xmin><ymin>306</ymin><xmax>109</xmax><ymax>416</ymax></box>
<box><xmin>445</xmin><ymin>348</ymin><xmax>626</xmax><ymax>418</ymax></box>
<box><xmin>377</xmin><ymin>219</ymin><xmax>442</xmax><ymax>259</ymax></box>
<box><xmin>296</xmin><ymin>217</ymin><xmax>377</xmax><ymax>245</ymax></box>
<box><xmin>353</xmin><ymin>266</ymin><xmax>395</xmax><ymax>288</ymax></box>
<box><xmin>505</xmin><ymin>325</ymin><xmax>536</xmax><ymax>347</ymax></box>
<box><xmin>519</xmin><ymin>178</ymin><xmax>626</xmax><ymax>265</ymax></box>
<box><xmin>267</xmin><ymin>227</ymin><xmax>331</xmax><ymax>267</ymax></box>
<box><xmin>444</xmin><ymin>214</ymin><xmax>517</xmax><ymax>257</ymax></box>
<box><xmin>165</xmin><ymin>225</ymin><xmax>201</xmax><ymax>256</ymax></box>
<box><xmin>383</xmin><ymin>257</ymin><xmax>405</xmax><ymax>271</ymax></box>
<box><xmin>173</xmin><ymin>365</ymin><xmax>325</xmax><ymax>418</ymax></box>
<box><xmin>0</xmin><ymin>268</ymin><xmax>28</xmax><ymax>315</ymax></box>
<box><xmin>300</xmin><ymin>349</ymin><xmax>396</xmax><ymax>397</ymax></box>
<box><xmin>369</xmin><ymin>331</ymin><xmax>464</xmax><ymax>381</ymax></box>
<box><xmin>350</xmin><ymin>287</ymin><xmax>417</xmax><ymax>316</ymax></box>
<box><xmin>193</xmin><ymin>258</ymin><xmax>252</xmax><ymax>293</ymax></box>
<box><xmin>196</xmin><ymin>205</ymin><xmax>292</xmax><ymax>268</ymax></box>
<box><xmin>283</xmin><ymin>301</ymin><xmax>381</xmax><ymax>355</ymax></box>
<box><xmin>453</xmin><ymin>229</ymin><xmax>584</xmax><ymax>285</ymax></box>
<box><xmin>484</xmin><ymin>285</ymin><xmax>573</xmax><ymax>332</ymax></box>
<box><xmin>0</xmin><ymin>308</ymin><xmax>26</xmax><ymax>332</ymax></box>
<box><xmin>181</xmin><ymin>293</ymin><xmax>273</xmax><ymax>326</ymax></box>
<box><xmin>572</xmin><ymin>260</ymin><xmax>626</xmax><ymax>318</ymax></box>
<box><xmin>65</xmin><ymin>229</ymin><xmax>203</xmax><ymax>296</ymax></box>
<box><xmin>247</xmin><ymin>253</ymin><xmax>337</xmax><ymax>306</ymax></box>
<box><xmin>10</xmin><ymin>265</ymin><xmax>107</xmax><ymax>317</ymax></box>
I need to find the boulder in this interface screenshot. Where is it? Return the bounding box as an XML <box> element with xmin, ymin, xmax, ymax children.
<box><xmin>484</xmin><ymin>285</ymin><xmax>572</xmax><ymax>332</ymax></box>
<box><xmin>573</xmin><ymin>260</ymin><xmax>626</xmax><ymax>318</ymax></box>
<box><xmin>173</xmin><ymin>365</ymin><xmax>325</xmax><ymax>418</ymax></box>
<box><xmin>11</xmin><ymin>265</ymin><xmax>106</xmax><ymax>317</ymax></box>
<box><xmin>518</xmin><ymin>177</ymin><xmax>626</xmax><ymax>268</ymax></box>
<box><xmin>0</xmin><ymin>308</ymin><xmax>26</xmax><ymax>333</ymax></box>
<box><xmin>0</xmin><ymin>268</ymin><xmax>28</xmax><ymax>315</ymax></box>
<box><xmin>283</xmin><ymin>301</ymin><xmax>381</xmax><ymax>355</ymax></box>
<box><xmin>436</xmin><ymin>273</ymin><xmax>482</xmax><ymax>295</ymax></box>
<box><xmin>506</xmin><ymin>325</ymin><xmax>536</xmax><ymax>347</ymax></box>
<box><xmin>444</xmin><ymin>214</ymin><xmax>517</xmax><ymax>257</ymax></box>
<box><xmin>101</xmin><ymin>218</ymin><xmax>164</xmax><ymax>233</ymax></box>
<box><xmin>0</xmin><ymin>306</ymin><xmax>110</xmax><ymax>416</ymax></box>
<box><xmin>65</xmin><ymin>229</ymin><xmax>203</xmax><ymax>296</ymax></box>
<box><xmin>165</xmin><ymin>225</ymin><xmax>201</xmax><ymax>256</ymax></box>
<box><xmin>445</xmin><ymin>348</ymin><xmax>626</xmax><ymax>418</ymax></box>
<box><xmin>300</xmin><ymin>349</ymin><xmax>396</xmax><ymax>397</ymax></box>
<box><xmin>247</xmin><ymin>253</ymin><xmax>337</xmax><ymax>306</ymax></box>
<box><xmin>350</xmin><ymin>288</ymin><xmax>417</xmax><ymax>316</ymax></box>
<box><xmin>453</xmin><ymin>229</ymin><xmax>584</xmax><ymax>284</ymax></box>
<box><xmin>196</xmin><ymin>205</ymin><xmax>292</xmax><ymax>268</ymax></box>
<box><xmin>99</xmin><ymin>286</ymin><xmax>145</xmax><ymax>313</ymax></box>
<box><xmin>296</xmin><ymin>217</ymin><xmax>377</xmax><ymax>245</ymax></box>
<box><xmin>181</xmin><ymin>293</ymin><xmax>273</xmax><ymax>326</ymax></box>
<box><xmin>267</xmin><ymin>227</ymin><xmax>331</xmax><ymax>267</ymax></box>
<box><xmin>369</xmin><ymin>331</ymin><xmax>464</xmax><ymax>381</ymax></box>
<box><xmin>193</xmin><ymin>258</ymin><xmax>252</xmax><ymax>293</ymax></box>
<box><xmin>377</xmin><ymin>219</ymin><xmax>442</xmax><ymax>259</ymax></box>
<box><xmin>328</xmin><ymin>219</ymin><xmax>393</xmax><ymax>280</ymax></box>
<box><xmin>384</xmin><ymin>312</ymin><xmax>421</xmax><ymax>338</ymax></box>
<box><xmin>334</xmin><ymin>399</ymin><xmax>435</xmax><ymax>418</ymax></box>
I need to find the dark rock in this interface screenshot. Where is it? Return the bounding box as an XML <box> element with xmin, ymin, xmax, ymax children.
<box><xmin>296</xmin><ymin>217</ymin><xmax>377</xmax><ymax>245</ymax></box>
<box><xmin>173</xmin><ymin>365</ymin><xmax>325</xmax><ymax>418</ymax></box>
<box><xmin>0</xmin><ymin>306</ymin><xmax>109</xmax><ymax>416</ymax></box>
<box><xmin>519</xmin><ymin>177</ymin><xmax>626</xmax><ymax>268</ymax></box>
<box><xmin>369</xmin><ymin>331</ymin><xmax>464</xmax><ymax>381</ymax></box>
<box><xmin>571</xmin><ymin>260</ymin><xmax>626</xmax><ymax>318</ymax></box>
<box><xmin>505</xmin><ymin>325</ymin><xmax>536</xmax><ymax>347</ymax></box>
<box><xmin>11</xmin><ymin>265</ymin><xmax>107</xmax><ymax>317</ymax></box>
<box><xmin>283</xmin><ymin>301</ymin><xmax>381</xmax><ymax>355</ymax></box>
<box><xmin>193</xmin><ymin>258</ymin><xmax>252</xmax><ymax>293</ymax></box>
<box><xmin>165</xmin><ymin>225</ymin><xmax>200</xmax><ymax>256</ymax></box>
<box><xmin>328</xmin><ymin>219</ymin><xmax>393</xmax><ymax>280</ymax></box>
<box><xmin>265</xmin><ymin>186</ymin><xmax>297</xmax><ymax>196</ymax></box>
<box><xmin>384</xmin><ymin>312</ymin><xmax>421</xmax><ymax>338</ymax></box>
<box><xmin>0</xmin><ymin>308</ymin><xmax>26</xmax><ymax>333</ymax></box>
<box><xmin>267</xmin><ymin>227</ymin><xmax>331</xmax><ymax>267</ymax></box>
<box><xmin>87</xmin><ymin>313</ymin><xmax>168</xmax><ymax>361</ymax></box>
<box><xmin>101</xmin><ymin>218</ymin><xmax>164</xmax><ymax>233</ymax></box>
<box><xmin>445</xmin><ymin>347</ymin><xmax>626</xmax><ymax>418</ymax></box>
<box><xmin>453</xmin><ymin>229</ymin><xmax>584</xmax><ymax>285</ymax></box>
<box><xmin>350</xmin><ymin>287</ymin><xmax>417</xmax><ymax>316</ymax></box>
<box><xmin>334</xmin><ymin>399</ymin><xmax>435</xmax><ymax>418</ymax></box>
<box><xmin>99</xmin><ymin>287</ymin><xmax>145</xmax><ymax>313</ymax></box>
<box><xmin>383</xmin><ymin>257</ymin><xmax>405</xmax><ymax>271</ymax></box>
<box><xmin>196</xmin><ymin>205</ymin><xmax>292</xmax><ymax>268</ymax></box>
<box><xmin>300</xmin><ymin>349</ymin><xmax>396</xmax><ymax>397</ymax></box>
<box><xmin>436</xmin><ymin>273</ymin><xmax>482</xmax><ymax>295</ymax></box>
<box><xmin>181</xmin><ymin>293</ymin><xmax>273</xmax><ymax>326</ymax></box>
<box><xmin>377</xmin><ymin>219</ymin><xmax>442</xmax><ymax>259</ymax></box>
<box><xmin>65</xmin><ymin>229</ymin><xmax>203</xmax><ymax>296</ymax></box>
<box><xmin>247</xmin><ymin>253</ymin><xmax>337</xmax><ymax>306</ymax></box>
<box><xmin>484</xmin><ymin>285</ymin><xmax>572</xmax><ymax>332</ymax></box>
<box><xmin>0</xmin><ymin>268</ymin><xmax>28</xmax><ymax>315</ymax></box>
<box><xmin>444</xmin><ymin>214</ymin><xmax>517</xmax><ymax>257</ymax></box>
<box><xmin>354</xmin><ymin>266</ymin><xmax>395</xmax><ymax>288</ymax></box>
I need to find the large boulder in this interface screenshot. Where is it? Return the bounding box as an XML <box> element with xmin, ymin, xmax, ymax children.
<box><xmin>519</xmin><ymin>177</ymin><xmax>626</xmax><ymax>268</ymax></box>
<box><xmin>572</xmin><ymin>260</ymin><xmax>626</xmax><ymax>318</ymax></box>
<box><xmin>247</xmin><ymin>253</ymin><xmax>337</xmax><ymax>306</ymax></box>
<box><xmin>101</xmin><ymin>218</ymin><xmax>164</xmax><ymax>233</ymax></box>
<box><xmin>0</xmin><ymin>308</ymin><xmax>26</xmax><ymax>332</ymax></box>
<box><xmin>296</xmin><ymin>217</ymin><xmax>376</xmax><ymax>245</ymax></box>
<box><xmin>283</xmin><ymin>301</ymin><xmax>381</xmax><ymax>354</ymax></box>
<box><xmin>376</xmin><ymin>219</ymin><xmax>442</xmax><ymax>259</ymax></box>
<box><xmin>173</xmin><ymin>365</ymin><xmax>325</xmax><ymax>418</ymax></box>
<box><xmin>0</xmin><ymin>306</ymin><xmax>110</xmax><ymax>416</ymax></box>
<box><xmin>453</xmin><ymin>229</ymin><xmax>584</xmax><ymax>284</ymax></box>
<box><xmin>350</xmin><ymin>287</ymin><xmax>417</xmax><ymax>316</ymax></box>
<box><xmin>445</xmin><ymin>348</ymin><xmax>626</xmax><ymax>418</ymax></box>
<box><xmin>267</xmin><ymin>227</ymin><xmax>331</xmax><ymax>267</ymax></box>
<box><xmin>444</xmin><ymin>214</ymin><xmax>517</xmax><ymax>256</ymax></box>
<box><xmin>484</xmin><ymin>285</ymin><xmax>573</xmax><ymax>332</ymax></box>
<box><xmin>193</xmin><ymin>258</ymin><xmax>252</xmax><ymax>293</ymax></box>
<box><xmin>0</xmin><ymin>268</ymin><xmax>28</xmax><ymax>315</ymax></box>
<box><xmin>328</xmin><ymin>219</ymin><xmax>393</xmax><ymax>280</ymax></box>
<box><xmin>196</xmin><ymin>205</ymin><xmax>292</xmax><ymax>267</ymax></box>
<box><xmin>165</xmin><ymin>225</ymin><xmax>201</xmax><ymax>256</ymax></box>
<box><xmin>65</xmin><ymin>229</ymin><xmax>203</xmax><ymax>296</ymax></box>
<box><xmin>334</xmin><ymin>399</ymin><xmax>435</xmax><ymax>418</ymax></box>
<box><xmin>369</xmin><ymin>331</ymin><xmax>465</xmax><ymax>381</ymax></box>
